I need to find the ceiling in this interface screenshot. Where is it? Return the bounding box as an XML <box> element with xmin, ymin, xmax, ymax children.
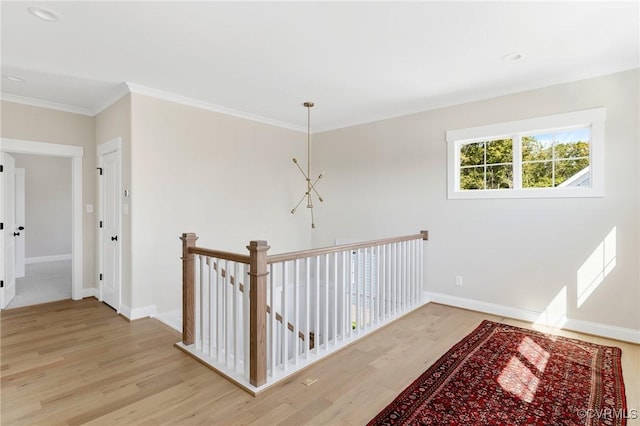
<box><xmin>1</xmin><ymin>1</ymin><xmax>638</xmax><ymax>132</ymax></box>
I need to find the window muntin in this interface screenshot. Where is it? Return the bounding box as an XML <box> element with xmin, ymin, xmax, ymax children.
<box><xmin>521</xmin><ymin>128</ymin><xmax>590</xmax><ymax>188</ymax></box>
<box><xmin>459</xmin><ymin>138</ymin><xmax>513</xmax><ymax>190</ymax></box>
<box><xmin>446</xmin><ymin>108</ymin><xmax>605</xmax><ymax>199</ymax></box>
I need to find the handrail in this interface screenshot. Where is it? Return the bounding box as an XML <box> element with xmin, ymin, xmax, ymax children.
<box><xmin>189</xmin><ymin>246</ymin><xmax>251</xmax><ymax>264</ymax></box>
<box><xmin>267</xmin><ymin>230</ymin><xmax>428</xmax><ymax>264</ymax></box>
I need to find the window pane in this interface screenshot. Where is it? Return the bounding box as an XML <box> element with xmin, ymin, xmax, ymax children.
<box><xmin>486</xmin><ymin>164</ymin><xmax>513</xmax><ymax>189</ymax></box>
<box><xmin>486</xmin><ymin>139</ymin><xmax>513</xmax><ymax>164</ymax></box>
<box><xmin>523</xmin><ymin>161</ymin><xmax>553</xmax><ymax>188</ymax></box>
<box><xmin>554</xmin><ymin>159</ymin><xmax>590</xmax><ymax>187</ymax></box>
<box><xmin>522</xmin><ymin>134</ymin><xmax>553</xmax><ymax>161</ymax></box>
<box><xmin>460</xmin><ymin>142</ymin><xmax>484</xmax><ymax>166</ymax></box>
<box><xmin>554</xmin><ymin>129</ymin><xmax>590</xmax><ymax>160</ymax></box>
<box><xmin>460</xmin><ymin>166</ymin><xmax>485</xmax><ymax>190</ymax></box>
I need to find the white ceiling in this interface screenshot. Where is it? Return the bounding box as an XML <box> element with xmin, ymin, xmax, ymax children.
<box><xmin>1</xmin><ymin>1</ymin><xmax>638</xmax><ymax>132</ymax></box>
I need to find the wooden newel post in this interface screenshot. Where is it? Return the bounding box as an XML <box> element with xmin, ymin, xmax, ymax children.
<box><xmin>181</xmin><ymin>232</ymin><xmax>198</xmax><ymax>345</ymax></box>
<box><xmin>247</xmin><ymin>240</ymin><xmax>270</xmax><ymax>387</ymax></box>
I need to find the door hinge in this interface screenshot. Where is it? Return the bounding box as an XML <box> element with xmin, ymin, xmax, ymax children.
<box><xmin>0</xmin><ymin>165</ymin><xmax>3</xmax><ymax>172</ymax></box>
<box><xmin>99</xmin><ymin>220</ymin><xmax>103</xmax><ymax>228</ymax></box>
<box><xmin>99</xmin><ymin>273</ymin><xmax>103</xmax><ymax>281</ymax></box>
<box><xmin>97</xmin><ymin>167</ymin><xmax>103</xmax><ymax>175</ymax></box>
<box><xmin>0</xmin><ymin>280</ymin><xmax>3</xmax><ymax>288</ymax></box>
<box><xmin>0</xmin><ymin>222</ymin><xmax>3</xmax><ymax>230</ymax></box>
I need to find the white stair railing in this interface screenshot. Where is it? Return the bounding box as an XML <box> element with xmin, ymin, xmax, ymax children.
<box><xmin>177</xmin><ymin>231</ymin><xmax>428</xmax><ymax>395</ymax></box>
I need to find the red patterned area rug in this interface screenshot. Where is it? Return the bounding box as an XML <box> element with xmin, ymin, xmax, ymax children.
<box><xmin>369</xmin><ymin>320</ymin><xmax>627</xmax><ymax>426</ymax></box>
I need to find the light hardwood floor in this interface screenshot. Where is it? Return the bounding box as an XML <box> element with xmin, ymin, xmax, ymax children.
<box><xmin>1</xmin><ymin>298</ymin><xmax>638</xmax><ymax>425</ymax></box>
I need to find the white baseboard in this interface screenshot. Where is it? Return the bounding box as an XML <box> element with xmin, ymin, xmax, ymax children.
<box><xmin>154</xmin><ymin>310</ymin><xmax>182</xmax><ymax>333</ymax></box>
<box><xmin>119</xmin><ymin>304</ymin><xmax>157</xmax><ymax>321</ymax></box>
<box><xmin>25</xmin><ymin>254</ymin><xmax>72</xmax><ymax>264</ymax></box>
<box><xmin>425</xmin><ymin>291</ymin><xmax>640</xmax><ymax>344</ymax></box>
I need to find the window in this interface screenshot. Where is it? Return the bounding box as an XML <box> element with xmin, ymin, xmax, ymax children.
<box><xmin>446</xmin><ymin>108</ymin><xmax>605</xmax><ymax>199</ymax></box>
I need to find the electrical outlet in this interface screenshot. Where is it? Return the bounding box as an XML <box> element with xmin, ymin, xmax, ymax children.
<box><xmin>455</xmin><ymin>276</ymin><xmax>463</xmax><ymax>286</ymax></box>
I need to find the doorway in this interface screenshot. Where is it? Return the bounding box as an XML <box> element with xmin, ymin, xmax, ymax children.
<box><xmin>0</xmin><ymin>138</ymin><xmax>83</xmax><ymax>308</ymax></box>
<box><xmin>8</xmin><ymin>154</ymin><xmax>72</xmax><ymax>308</ymax></box>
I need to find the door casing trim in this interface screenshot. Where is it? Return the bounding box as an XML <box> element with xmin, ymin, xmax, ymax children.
<box><xmin>0</xmin><ymin>138</ymin><xmax>84</xmax><ymax>300</ymax></box>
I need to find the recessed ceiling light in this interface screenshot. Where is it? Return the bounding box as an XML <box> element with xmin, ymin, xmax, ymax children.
<box><xmin>28</xmin><ymin>6</ymin><xmax>61</xmax><ymax>22</ymax></box>
<box><xmin>4</xmin><ymin>75</ymin><xmax>26</xmax><ymax>83</ymax></box>
<box><xmin>502</xmin><ymin>53</ymin><xmax>524</xmax><ymax>62</ymax></box>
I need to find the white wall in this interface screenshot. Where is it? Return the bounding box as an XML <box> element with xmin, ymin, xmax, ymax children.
<box><xmin>312</xmin><ymin>69</ymin><xmax>640</xmax><ymax>333</ymax></box>
<box><xmin>1</xmin><ymin>101</ymin><xmax>96</xmax><ymax>291</ymax></box>
<box><xmin>12</xmin><ymin>154</ymin><xmax>71</xmax><ymax>259</ymax></box>
<box><xmin>130</xmin><ymin>94</ymin><xmax>312</xmax><ymax>315</ymax></box>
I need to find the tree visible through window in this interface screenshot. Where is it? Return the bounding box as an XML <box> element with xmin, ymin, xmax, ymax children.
<box><xmin>446</xmin><ymin>108</ymin><xmax>605</xmax><ymax>199</ymax></box>
<box><xmin>460</xmin><ymin>139</ymin><xmax>513</xmax><ymax>190</ymax></box>
<box><xmin>522</xmin><ymin>129</ymin><xmax>590</xmax><ymax>188</ymax></box>
<box><xmin>456</xmin><ymin>128</ymin><xmax>591</xmax><ymax>192</ymax></box>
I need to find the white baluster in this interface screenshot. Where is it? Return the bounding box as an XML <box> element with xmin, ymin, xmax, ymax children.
<box><xmin>223</xmin><ymin>260</ymin><xmax>229</xmax><ymax>367</ymax></box>
<box><xmin>315</xmin><ymin>255</ymin><xmax>320</xmax><ymax>354</ymax></box>
<box><xmin>233</xmin><ymin>262</ymin><xmax>239</xmax><ymax>372</ymax></box>
<box><xmin>269</xmin><ymin>263</ymin><xmax>276</xmax><ymax>376</ymax></box>
<box><xmin>355</xmin><ymin>249</ymin><xmax>361</xmax><ymax>333</ymax></box>
<box><xmin>375</xmin><ymin>246</ymin><xmax>380</xmax><ymax>325</ymax></box>
<box><xmin>282</xmin><ymin>262</ymin><xmax>288</xmax><ymax>372</ymax></box>
<box><xmin>419</xmin><ymin>237</ymin><xmax>424</xmax><ymax>305</ymax></box>
<box><xmin>208</xmin><ymin>258</ymin><xmax>215</xmax><ymax>357</ymax></box>
<box><xmin>333</xmin><ymin>252</ymin><xmax>338</xmax><ymax>347</ymax></box>
<box><xmin>401</xmin><ymin>242</ymin><xmax>406</xmax><ymax>312</ymax></box>
<box><xmin>216</xmin><ymin>257</ymin><xmax>223</xmax><ymax>361</ymax></box>
<box><xmin>293</xmin><ymin>259</ymin><xmax>299</xmax><ymax>365</ymax></box>
<box><xmin>347</xmin><ymin>250</ymin><xmax>352</xmax><ymax>339</ymax></box>
<box><xmin>340</xmin><ymin>251</ymin><xmax>351</xmax><ymax>342</ymax></box>
<box><xmin>393</xmin><ymin>243</ymin><xmax>398</xmax><ymax>315</ymax></box>
<box><xmin>324</xmin><ymin>254</ymin><xmax>329</xmax><ymax>350</ymax></box>
<box><xmin>195</xmin><ymin>255</ymin><xmax>201</xmax><ymax>350</ymax></box>
<box><xmin>305</xmin><ymin>257</ymin><xmax>310</xmax><ymax>359</ymax></box>
<box><xmin>243</xmin><ymin>263</ymin><xmax>250</xmax><ymax>380</ymax></box>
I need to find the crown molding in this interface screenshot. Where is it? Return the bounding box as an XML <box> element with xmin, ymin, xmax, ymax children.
<box><xmin>2</xmin><ymin>83</ymin><xmax>307</xmax><ymax>132</ymax></box>
<box><xmin>91</xmin><ymin>82</ymin><xmax>131</xmax><ymax>115</ymax></box>
<box><xmin>0</xmin><ymin>92</ymin><xmax>94</xmax><ymax>116</ymax></box>
<box><xmin>124</xmin><ymin>82</ymin><xmax>305</xmax><ymax>132</ymax></box>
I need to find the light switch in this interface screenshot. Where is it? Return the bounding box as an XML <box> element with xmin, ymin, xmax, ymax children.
<box><xmin>86</xmin><ymin>204</ymin><xmax>93</xmax><ymax>213</ymax></box>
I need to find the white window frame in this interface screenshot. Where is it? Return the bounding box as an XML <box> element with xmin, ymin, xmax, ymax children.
<box><xmin>446</xmin><ymin>108</ymin><xmax>605</xmax><ymax>199</ymax></box>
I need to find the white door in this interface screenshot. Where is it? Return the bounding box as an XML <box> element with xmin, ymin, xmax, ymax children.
<box><xmin>15</xmin><ymin>168</ymin><xmax>25</xmax><ymax>278</ymax></box>
<box><xmin>1</xmin><ymin>153</ymin><xmax>17</xmax><ymax>308</ymax></box>
<box><xmin>100</xmin><ymin>150</ymin><xmax>120</xmax><ymax>310</ymax></box>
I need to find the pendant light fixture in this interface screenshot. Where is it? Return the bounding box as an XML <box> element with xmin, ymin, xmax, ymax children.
<box><xmin>290</xmin><ymin>101</ymin><xmax>324</xmax><ymax>228</ymax></box>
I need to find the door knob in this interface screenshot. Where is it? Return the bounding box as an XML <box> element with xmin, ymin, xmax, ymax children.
<box><xmin>13</xmin><ymin>232</ymin><xmax>20</xmax><ymax>237</ymax></box>
<box><xmin>111</xmin><ymin>235</ymin><xmax>118</xmax><ymax>242</ymax></box>
<box><xmin>18</xmin><ymin>226</ymin><xmax>24</xmax><ymax>230</ymax></box>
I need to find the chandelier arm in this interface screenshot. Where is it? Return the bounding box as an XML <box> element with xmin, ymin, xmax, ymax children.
<box><xmin>308</xmin><ymin>179</ymin><xmax>324</xmax><ymax>201</ymax></box>
<box><xmin>290</xmin><ymin>192</ymin><xmax>307</xmax><ymax>214</ymax></box>
<box><xmin>310</xmin><ymin>186</ymin><xmax>324</xmax><ymax>202</ymax></box>
<box><xmin>293</xmin><ymin>158</ymin><xmax>310</xmax><ymax>179</ymax></box>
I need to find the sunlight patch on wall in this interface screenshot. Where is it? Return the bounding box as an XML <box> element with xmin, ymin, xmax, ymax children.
<box><xmin>533</xmin><ymin>286</ymin><xmax>567</xmax><ymax>332</ymax></box>
<box><xmin>577</xmin><ymin>227</ymin><xmax>616</xmax><ymax>308</ymax></box>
